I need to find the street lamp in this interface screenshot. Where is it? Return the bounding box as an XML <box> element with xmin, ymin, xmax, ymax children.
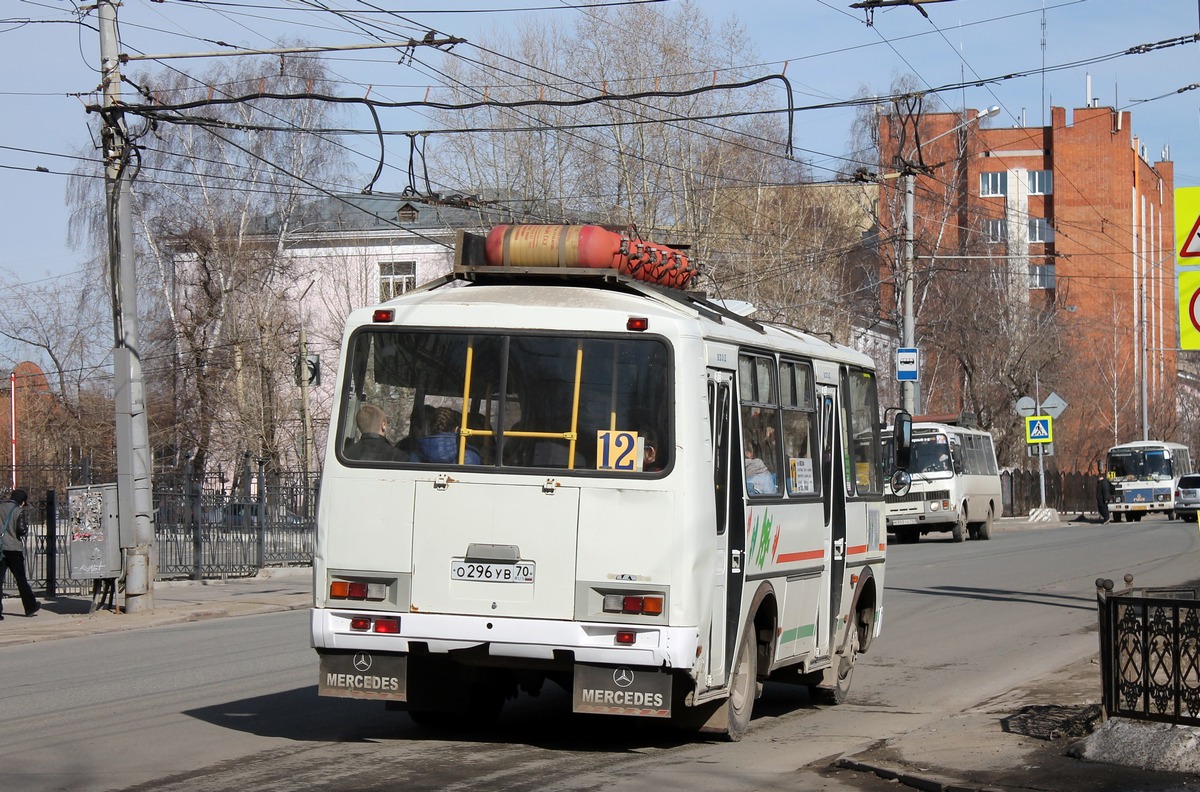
<box><xmin>899</xmin><ymin>105</ymin><xmax>1000</xmax><ymax>414</ymax></box>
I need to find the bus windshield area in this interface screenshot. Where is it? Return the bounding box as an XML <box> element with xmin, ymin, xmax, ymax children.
<box><xmin>911</xmin><ymin>434</ymin><xmax>953</xmax><ymax>475</ymax></box>
<box><xmin>1107</xmin><ymin>449</ymin><xmax>1173</xmax><ymax>480</ymax></box>
<box><xmin>338</xmin><ymin>329</ymin><xmax>672</xmax><ymax>473</ymax></box>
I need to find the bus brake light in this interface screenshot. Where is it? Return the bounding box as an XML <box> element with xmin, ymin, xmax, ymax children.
<box><xmin>373</xmin><ymin>618</ymin><xmax>400</xmax><ymax>634</ymax></box>
<box><xmin>373</xmin><ymin>309</ymin><xmax>395</xmax><ymax>322</ymax></box>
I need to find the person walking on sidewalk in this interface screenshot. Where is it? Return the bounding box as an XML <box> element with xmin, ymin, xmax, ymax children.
<box><xmin>0</xmin><ymin>489</ymin><xmax>40</xmax><ymax>619</ymax></box>
<box><xmin>1095</xmin><ymin>471</ymin><xmax>1112</xmax><ymax>524</ymax></box>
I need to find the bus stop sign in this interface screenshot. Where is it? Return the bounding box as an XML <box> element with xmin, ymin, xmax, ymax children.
<box><xmin>896</xmin><ymin>347</ymin><xmax>919</xmax><ymax>382</ymax></box>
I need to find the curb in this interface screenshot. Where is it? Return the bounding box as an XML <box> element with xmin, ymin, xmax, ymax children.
<box><xmin>836</xmin><ymin>757</ymin><xmax>1005</xmax><ymax>792</ymax></box>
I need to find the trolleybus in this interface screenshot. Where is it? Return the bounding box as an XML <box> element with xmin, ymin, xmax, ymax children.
<box><xmin>311</xmin><ymin>224</ymin><xmax>911</xmax><ymax>739</ymax></box>
<box><xmin>1105</xmin><ymin>440</ymin><xmax>1192</xmax><ymax>521</ymax></box>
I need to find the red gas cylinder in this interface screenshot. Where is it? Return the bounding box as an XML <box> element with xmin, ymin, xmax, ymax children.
<box><xmin>484</xmin><ymin>225</ymin><xmax>625</xmax><ymax>269</ymax></box>
<box><xmin>482</xmin><ymin>224</ymin><xmax>698</xmax><ymax>288</ymax></box>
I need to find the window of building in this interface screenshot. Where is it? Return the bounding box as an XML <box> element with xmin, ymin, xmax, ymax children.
<box><xmin>1029</xmin><ymin>263</ymin><xmax>1056</xmax><ymax>289</ymax></box>
<box><xmin>980</xmin><ymin>172</ymin><xmax>1007</xmax><ymax>197</ymax></box>
<box><xmin>380</xmin><ymin>260</ymin><xmax>416</xmax><ymax>301</ymax></box>
<box><xmin>1029</xmin><ymin>218</ymin><xmax>1054</xmax><ymax>244</ymax></box>
<box><xmin>984</xmin><ymin>219</ymin><xmax>1007</xmax><ymax>243</ymax></box>
<box><xmin>1028</xmin><ymin>170</ymin><xmax>1053</xmax><ymax>195</ymax></box>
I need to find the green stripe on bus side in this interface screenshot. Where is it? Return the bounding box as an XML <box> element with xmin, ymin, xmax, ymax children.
<box><xmin>780</xmin><ymin>623</ymin><xmax>817</xmax><ymax>644</ymax></box>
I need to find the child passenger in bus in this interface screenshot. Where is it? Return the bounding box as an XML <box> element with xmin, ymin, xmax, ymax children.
<box><xmin>744</xmin><ymin>441</ymin><xmax>776</xmax><ymax>494</ymax></box>
<box><xmin>411</xmin><ymin>406</ymin><xmax>482</xmax><ymax>465</ymax></box>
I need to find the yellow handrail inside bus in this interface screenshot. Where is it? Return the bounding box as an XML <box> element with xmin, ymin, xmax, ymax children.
<box><xmin>458</xmin><ymin>342</ymin><xmax>475</xmax><ymax>464</ymax></box>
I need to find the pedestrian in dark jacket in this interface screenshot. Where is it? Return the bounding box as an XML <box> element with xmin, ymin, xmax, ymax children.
<box><xmin>1095</xmin><ymin>472</ymin><xmax>1112</xmax><ymax>524</ymax></box>
<box><xmin>0</xmin><ymin>489</ymin><xmax>40</xmax><ymax>618</ymax></box>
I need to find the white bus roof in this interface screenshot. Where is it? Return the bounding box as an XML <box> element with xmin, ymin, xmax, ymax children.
<box><xmin>346</xmin><ymin>273</ymin><xmax>876</xmax><ymax>371</ymax></box>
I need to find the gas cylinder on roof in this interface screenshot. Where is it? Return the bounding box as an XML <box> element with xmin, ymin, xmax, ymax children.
<box><xmin>484</xmin><ymin>224</ymin><xmax>625</xmax><ymax>269</ymax></box>
<box><xmin>483</xmin><ymin>224</ymin><xmax>697</xmax><ymax>288</ymax></box>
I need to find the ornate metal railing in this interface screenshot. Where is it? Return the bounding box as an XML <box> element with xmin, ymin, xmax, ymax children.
<box><xmin>1095</xmin><ymin>574</ymin><xmax>1200</xmax><ymax>727</ymax></box>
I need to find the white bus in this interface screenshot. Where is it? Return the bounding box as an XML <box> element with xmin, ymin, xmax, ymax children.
<box><xmin>311</xmin><ymin>225</ymin><xmax>911</xmax><ymax>740</ymax></box>
<box><xmin>885</xmin><ymin>417</ymin><xmax>1001</xmax><ymax>543</ymax></box>
<box><xmin>1105</xmin><ymin>440</ymin><xmax>1192</xmax><ymax>521</ymax></box>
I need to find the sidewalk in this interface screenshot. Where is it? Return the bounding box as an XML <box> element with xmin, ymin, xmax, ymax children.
<box><xmin>0</xmin><ymin>566</ymin><xmax>312</xmax><ymax>648</ymax></box>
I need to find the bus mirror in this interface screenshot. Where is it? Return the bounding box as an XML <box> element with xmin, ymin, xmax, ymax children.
<box><xmin>893</xmin><ymin>412</ymin><xmax>912</xmax><ymax>470</ymax></box>
<box><xmin>890</xmin><ymin>468</ymin><xmax>912</xmax><ymax>498</ymax></box>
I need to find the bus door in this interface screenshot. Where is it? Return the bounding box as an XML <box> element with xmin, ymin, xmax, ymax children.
<box><xmin>816</xmin><ymin>381</ymin><xmax>847</xmax><ymax>656</ymax></box>
<box><xmin>707</xmin><ymin>369</ymin><xmax>741</xmax><ymax>689</ymax></box>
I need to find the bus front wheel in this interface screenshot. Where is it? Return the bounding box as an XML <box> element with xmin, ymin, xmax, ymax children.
<box><xmin>952</xmin><ymin>510</ymin><xmax>968</xmax><ymax>542</ymax></box>
<box><xmin>725</xmin><ymin>627</ymin><xmax>759</xmax><ymax>741</ymax></box>
<box><xmin>811</xmin><ymin>621</ymin><xmax>860</xmax><ymax>706</ymax></box>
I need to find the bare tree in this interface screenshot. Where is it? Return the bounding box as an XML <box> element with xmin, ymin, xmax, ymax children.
<box><xmin>428</xmin><ymin>2</ymin><xmax>787</xmax><ymax>242</ymax></box>
<box><xmin>69</xmin><ymin>51</ymin><xmax>356</xmax><ymax>477</ymax></box>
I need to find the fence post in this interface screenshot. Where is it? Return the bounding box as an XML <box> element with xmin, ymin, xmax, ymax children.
<box><xmin>45</xmin><ymin>489</ymin><xmax>57</xmax><ymax>599</ymax></box>
<box><xmin>255</xmin><ymin>457</ymin><xmax>266</xmax><ymax>571</ymax></box>
<box><xmin>186</xmin><ymin>454</ymin><xmax>202</xmax><ymax>581</ymax></box>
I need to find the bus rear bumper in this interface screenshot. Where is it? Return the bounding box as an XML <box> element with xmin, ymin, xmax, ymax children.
<box><xmin>310</xmin><ymin>607</ymin><xmax>699</xmax><ymax>669</ymax></box>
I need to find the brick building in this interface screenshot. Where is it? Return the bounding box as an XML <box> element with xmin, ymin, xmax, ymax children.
<box><xmin>877</xmin><ymin>104</ymin><xmax>1176</xmax><ymax>470</ymax></box>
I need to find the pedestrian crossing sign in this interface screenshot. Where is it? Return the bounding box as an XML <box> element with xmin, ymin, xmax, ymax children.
<box><xmin>1025</xmin><ymin>415</ymin><xmax>1053</xmax><ymax>444</ymax></box>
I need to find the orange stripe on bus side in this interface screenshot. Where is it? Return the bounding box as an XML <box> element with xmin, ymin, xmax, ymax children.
<box><xmin>846</xmin><ymin>544</ymin><xmax>868</xmax><ymax>555</ymax></box>
<box><xmin>776</xmin><ymin>549</ymin><xmax>825</xmax><ymax>563</ymax></box>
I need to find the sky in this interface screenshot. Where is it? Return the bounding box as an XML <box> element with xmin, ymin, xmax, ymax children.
<box><xmin>3</xmin><ymin>0</ymin><xmax>1199</xmax><ymax>289</ymax></box>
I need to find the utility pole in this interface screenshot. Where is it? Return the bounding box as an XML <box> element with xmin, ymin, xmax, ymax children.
<box><xmin>902</xmin><ymin>171</ymin><xmax>917</xmax><ymax>415</ymax></box>
<box><xmin>99</xmin><ymin>0</ymin><xmax>156</xmax><ymax>612</ymax></box>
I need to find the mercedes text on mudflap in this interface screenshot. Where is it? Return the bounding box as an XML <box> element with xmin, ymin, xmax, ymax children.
<box><xmin>311</xmin><ymin>224</ymin><xmax>911</xmax><ymax>740</ymax></box>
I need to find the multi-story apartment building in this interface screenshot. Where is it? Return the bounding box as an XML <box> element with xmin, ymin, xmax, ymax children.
<box><xmin>877</xmin><ymin>104</ymin><xmax>1176</xmax><ymax>469</ymax></box>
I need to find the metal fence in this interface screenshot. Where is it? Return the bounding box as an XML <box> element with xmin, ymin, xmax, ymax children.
<box><xmin>1002</xmin><ymin>469</ymin><xmax>1095</xmax><ymax>517</ymax></box>
<box><xmin>4</xmin><ymin>470</ymin><xmax>316</xmax><ymax>598</ymax></box>
<box><xmin>1095</xmin><ymin>574</ymin><xmax>1200</xmax><ymax>727</ymax></box>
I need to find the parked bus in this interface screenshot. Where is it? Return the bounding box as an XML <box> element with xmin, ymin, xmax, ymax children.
<box><xmin>311</xmin><ymin>225</ymin><xmax>911</xmax><ymax>740</ymax></box>
<box><xmin>884</xmin><ymin>417</ymin><xmax>1001</xmax><ymax>543</ymax></box>
<box><xmin>1105</xmin><ymin>440</ymin><xmax>1192</xmax><ymax>521</ymax></box>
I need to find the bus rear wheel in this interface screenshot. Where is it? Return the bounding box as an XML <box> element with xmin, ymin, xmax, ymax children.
<box><xmin>971</xmin><ymin>505</ymin><xmax>993</xmax><ymax>541</ymax></box>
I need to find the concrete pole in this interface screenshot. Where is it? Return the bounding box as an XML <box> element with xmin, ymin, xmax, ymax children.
<box><xmin>100</xmin><ymin>0</ymin><xmax>155</xmax><ymax>612</ymax></box>
<box><xmin>299</xmin><ymin>321</ymin><xmax>313</xmax><ymax>516</ymax></box>
<box><xmin>902</xmin><ymin>171</ymin><xmax>917</xmax><ymax>416</ymax></box>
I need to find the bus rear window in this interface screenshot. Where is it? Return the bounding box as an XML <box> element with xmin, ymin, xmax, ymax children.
<box><xmin>338</xmin><ymin>330</ymin><xmax>672</xmax><ymax>473</ymax></box>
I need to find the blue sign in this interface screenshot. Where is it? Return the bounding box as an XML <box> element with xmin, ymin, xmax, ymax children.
<box><xmin>1025</xmin><ymin>416</ymin><xmax>1053</xmax><ymax>444</ymax></box>
<box><xmin>896</xmin><ymin>347</ymin><xmax>919</xmax><ymax>382</ymax></box>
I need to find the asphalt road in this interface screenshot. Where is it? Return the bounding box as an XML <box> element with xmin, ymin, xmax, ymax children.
<box><xmin>2</xmin><ymin>515</ymin><xmax>1197</xmax><ymax>791</ymax></box>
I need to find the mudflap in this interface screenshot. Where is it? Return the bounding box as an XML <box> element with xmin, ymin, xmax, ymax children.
<box><xmin>572</xmin><ymin>663</ymin><xmax>672</xmax><ymax>718</ymax></box>
<box><xmin>318</xmin><ymin>650</ymin><xmax>407</xmax><ymax>701</ymax></box>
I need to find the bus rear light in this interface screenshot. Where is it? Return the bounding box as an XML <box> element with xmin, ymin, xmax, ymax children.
<box><xmin>373</xmin><ymin>618</ymin><xmax>400</xmax><ymax>634</ymax></box>
<box><xmin>329</xmin><ymin>580</ymin><xmax>387</xmax><ymax>601</ymax></box>
<box><xmin>373</xmin><ymin>308</ymin><xmax>395</xmax><ymax>322</ymax></box>
<box><xmin>349</xmin><ymin>617</ymin><xmax>370</xmax><ymax>631</ymax></box>
<box><xmin>627</xmin><ymin>317</ymin><xmax>649</xmax><ymax>331</ymax></box>
<box><xmin>616</xmin><ymin>630</ymin><xmax>636</xmax><ymax>645</ymax></box>
<box><xmin>603</xmin><ymin>593</ymin><xmax>664</xmax><ymax>616</ymax></box>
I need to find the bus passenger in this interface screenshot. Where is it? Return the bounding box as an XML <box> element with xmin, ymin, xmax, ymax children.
<box><xmin>344</xmin><ymin>404</ymin><xmax>408</xmax><ymax>462</ymax></box>
<box><xmin>745</xmin><ymin>441</ymin><xmax>776</xmax><ymax>494</ymax></box>
<box><xmin>413</xmin><ymin>407</ymin><xmax>481</xmax><ymax>465</ymax></box>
